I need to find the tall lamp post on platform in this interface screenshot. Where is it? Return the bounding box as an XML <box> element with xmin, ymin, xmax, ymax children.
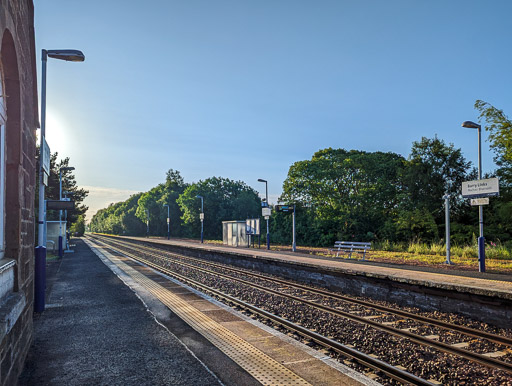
<box><xmin>196</xmin><ymin>195</ymin><xmax>204</xmax><ymax>243</ymax></box>
<box><xmin>462</xmin><ymin>120</ymin><xmax>485</xmax><ymax>272</ymax></box>
<box><xmin>62</xmin><ymin>190</ymin><xmax>71</xmax><ymax>250</ymax></box>
<box><xmin>257</xmin><ymin>179</ymin><xmax>270</xmax><ymax>250</ymax></box>
<box><xmin>35</xmin><ymin>49</ymin><xmax>85</xmax><ymax>313</ymax></box>
<box><xmin>58</xmin><ymin>166</ymin><xmax>74</xmax><ymax>258</ymax></box>
<box><xmin>163</xmin><ymin>204</ymin><xmax>170</xmax><ymax>240</ymax></box>
<box><xmin>443</xmin><ymin>181</ymin><xmax>452</xmax><ymax>265</ymax></box>
<box><xmin>145</xmin><ymin>209</ymin><xmax>150</xmax><ymax>237</ymax></box>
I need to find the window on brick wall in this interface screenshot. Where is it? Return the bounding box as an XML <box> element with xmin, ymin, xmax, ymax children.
<box><xmin>0</xmin><ymin>71</ymin><xmax>5</xmax><ymax>260</ymax></box>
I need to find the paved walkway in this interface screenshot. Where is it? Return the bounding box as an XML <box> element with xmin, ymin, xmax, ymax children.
<box><xmin>123</xmin><ymin>236</ymin><xmax>512</xmax><ymax>301</ymax></box>
<box><xmin>19</xmin><ymin>239</ymin><xmax>220</xmax><ymax>385</ymax></box>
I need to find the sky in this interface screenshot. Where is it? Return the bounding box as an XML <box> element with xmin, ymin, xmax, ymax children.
<box><xmin>34</xmin><ymin>0</ymin><xmax>512</xmax><ymax>221</ymax></box>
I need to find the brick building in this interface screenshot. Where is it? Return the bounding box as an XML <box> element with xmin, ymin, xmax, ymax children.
<box><xmin>0</xmin><ymin>0</ymin><xmax>38</xmax><ymax>384</ymax></box>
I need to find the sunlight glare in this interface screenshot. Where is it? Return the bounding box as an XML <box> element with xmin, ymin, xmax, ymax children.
<box><xmin>44</xmin><ymin>109</ymin><xmax>70</xmax><ymax>156</ymax></box>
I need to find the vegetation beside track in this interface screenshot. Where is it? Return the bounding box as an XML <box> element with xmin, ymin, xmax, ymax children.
<box><xmin>213</xmin><ymin>239</ymin><xmax>512</xmax><ymax>273</ymax></box>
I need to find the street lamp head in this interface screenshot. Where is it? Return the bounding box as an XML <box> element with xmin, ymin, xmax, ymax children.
<box><xmin>257</xmin><ymin>178</ymin><xmax>267</xmax><ymax>183</ymax></box>
<box><xmin>46</xmin><ymin>49</ymin><xmax>85</xmax><ymax>62</ymax></box>
<box><xmin>461</xmin><ymin>121</ymin><xmax>481</xmax><ymax>129</ymax></box>
<box><xmin>196</xmin><ymin>195</ymin><xmax>203</xmax><ymax>199</ymax></box>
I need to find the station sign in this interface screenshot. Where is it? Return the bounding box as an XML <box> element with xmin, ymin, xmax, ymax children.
<box><xmin>41</xmin><ymin>138</ymin><xmax>51</xmax><ymax>186</ymax></box>
<box><xmin>470</xmin><ymin>197</ymin><xmax>489</xmax><ymax>206</ymax></box>
<box><xmin>275</xmin><ymin>205</ymin><xmax>295</xmax><ymax>213</ymax></box>
<box><xmin>246</xmin><ymin>218</ymin><xmax>260</xmax><ymax>235</ymax></box>
<box><xmin>461</xmin><ymin>177</ymin><xmax>499</xmax><ymax>199</ymax></box>
<box><xmin>42</xmin><ymin>138</ymin><xmax>51</xmax><ymax>175</ymax></box>
<box><xmin>46</xmin><ymin>200</ymin><xmax>75</xmax><ymax>210</ymax></box>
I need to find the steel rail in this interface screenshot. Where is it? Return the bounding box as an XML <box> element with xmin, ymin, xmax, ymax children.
<box><xmin>88</xmin><ymin>236</ymin><xmax>434</xmax><ymax>386</ymax></box>
<box><xmin>90</xmin><ymin>235</ymin><xmax>512</xmax><ymax>374</ymax></box>
<box><xmin>92</xmin><ymin>234</ymin><xmax>512</xmax><ymax>347</ymax></box>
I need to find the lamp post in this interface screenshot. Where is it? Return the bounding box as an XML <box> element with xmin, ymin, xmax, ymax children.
<box><xmin>58</xmin><ymin>166</ymin><xmax>74</xmax><ymax>258</ymax></box>
<box><xmin>62</xmin><ymin>190</ymin><xmax>71</xmax><ymax>250</ymax></box>
<box><xmin>35</xmin><ymin>49</ymin><xmax>85</xmax><ymax>313</ymax></box>
<box><xmin>258</xmin><ymin>179</ymin><xmax>270</xmax><ymax>250</ymax></box>
<box><xmin>196</xmin><ymin>195</ymin><xmax>204</xmax><ymax>243</ymax></box>
<box><xmin>462</xmin><ymin>120</ymin><xmax>485</xmax><ymax>272</ymax></box>
<box><xmin>292</xmin><ymin>205</ymin><xmax>296</xmax><ymax>252</ymax></box>
<box><xmin>163</xmin><ymin>204</ymin><xmax>170</xmax><ymax>240</ymax></box>
<box><xmin>145</xmin><ymin>209</ymin><xmax>150</xmax><ymax>238</ymax></box>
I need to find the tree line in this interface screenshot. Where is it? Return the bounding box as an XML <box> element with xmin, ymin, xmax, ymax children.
<box><xmin>90</xmin><ymin>100</ymin><xmax>512</xmax><ymax>248</ymax></box>
<box><xmin>89</xmin><ymin>170</ymin><xmax>261</xmax><ymax>240</ymax></box>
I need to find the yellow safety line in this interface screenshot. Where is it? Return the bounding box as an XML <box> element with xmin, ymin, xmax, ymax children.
<box><xmin>99</xmin><ymin>245</ymin><xmax>311</xmax><ymax>386</ymax></box>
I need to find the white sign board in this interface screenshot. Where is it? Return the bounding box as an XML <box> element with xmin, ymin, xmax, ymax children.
<box><xmin>199</xmin><ymin>213</ymin><xmax>204</xmax><ymax>221</ymax></box>
<box><xmin>246</xmin><ymin>218</ymin><xmax>260</xmax><ymax>235</ymax></box>
<box><xmin>262</xmin><ymin>207</ymin><xmax>271</xmax><ymax>217</ymax></box>
<box><xmin>471</xmin><ymin>197</ymin><xmax>489</xmax><ymax>206</ymax></box>
<box><xmin>462</xmin><ymin>178</ymin><xmax>499</xmax><ymax>198</ymax></box>
<box><xmin>42</xmin><ymin>138</ymin><xmax>51</xmax><ymax>175</ymax></box>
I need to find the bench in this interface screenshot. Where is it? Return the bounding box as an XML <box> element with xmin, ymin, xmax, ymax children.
<box><xmin>331</xmin><ymin>241</ymin><xmax>371</xmax><ymax>260</ymax></box>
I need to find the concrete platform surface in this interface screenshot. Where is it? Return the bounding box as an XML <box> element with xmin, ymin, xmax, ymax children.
<box><xmin>120</xmin><ymin>236</ymin><xmax>512</xmax><ymax>301</ymax></box>
<box><xmin>19</xmin><ymin>239</ymin><xmax>221</xmax><ymax>385</ymax></box>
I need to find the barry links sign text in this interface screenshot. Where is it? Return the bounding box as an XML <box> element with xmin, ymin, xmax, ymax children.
<box><xmin>461</xmin><ymin>177</ymin><xmax>499</xmax><ymax>199</ymax></box>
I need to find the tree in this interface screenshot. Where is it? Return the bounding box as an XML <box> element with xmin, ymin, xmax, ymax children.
<box><xmin>89</xmin><ymin>193</ymin><xmax>146</xmax><ymax>236</ymax></box>
<box><xmin>403</xmin><ymin>137</ymin><xmax>471</xmax><ymax>222</ymax></box>
<box><xmin>475</xmin><ymin>100</ymin><xmax>512</xmax><ymax>186</ymax></box>
<box><xmin>135</xmin><ymin>169</ymin><xmax>188</xmax><ymax>237</ymax></box>
<box><xmin>474</xmin><ymin>100</ymin><xmax>512</xmax><ymax>243</ymax></box>
<box><xmin>178</xmin><ymin>177</ymin><xmax>260</xmax><ymax>240</ymax></box>
<box><xmin>69</xmin><ymin>215</ymin><xmax>85</xmax><ymax>236</ymax></box>
<box><xmin>281</xmin><ymin>148</ymin><xmax>406</xmax><ymax>243</ymax></box>
<box><xmin>36</xmin><ymin>150</ymin><xmax>88</xmax><ymax>229</ymax></box>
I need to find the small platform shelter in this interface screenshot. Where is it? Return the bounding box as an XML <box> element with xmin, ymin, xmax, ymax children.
<box><xmin>46</xmin><ymin>221</ymin><xmax>67</xmax><ymax>251</ymax></box>
<box><xmin>222</xmin><ymin>221</ymin><xmax>248</xmax><ymax>247</ymax></box>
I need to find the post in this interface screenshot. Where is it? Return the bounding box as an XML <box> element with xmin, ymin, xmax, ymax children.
<box><xmin>200</xmin><ymin>198</ymin><xmax>204</xmax><ymax>243</ymax></box>
<box><xmin>34</xmin><ymin>50</ymin><xmax>48</xmax><ymax>313</ymax></box>
<box><xmin>167</xmin><ymin>208</ymin><xmax>170</xmax><ymax>240</ymax></box>
<box><xmin>146</xmin><ymin>209</ymin><xmax>149</xmax><ymax>238</ymax></box>
<box><xmin>164</xmin><ymin>204</ymin><xmax>170</xmax><ymax>240</ymax></box>
<box><xmin>292</xmin><ymin>206</ymin><xmax>296</xmax><ymax>252</ymax></box>
<box><xmin>444</xmin><ymin>193</ymin><xmax>452</xmax><ymax>265</ymax></box>
<box><xmin>196</xmin><ymin>195</ymin><xmax>204</xmax><ymax>243</ymax></box>
<box><xmin>58</xmin><ymin>169</ymin><xmax>63</xmax><ymax>258</ymax></box>
<box><xmin>477</xmin><ymin>125</ymin><xmax>485</xmax><ymax>273</ymax></box>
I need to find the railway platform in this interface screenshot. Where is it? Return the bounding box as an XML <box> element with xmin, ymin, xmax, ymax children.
<box><xmin>114</xmin><ymin>235</ymin><xmax>512</xmax><ymax>329</ymax></box>
<box><xmin>19</xmin><ymin>238</ymin><xmax>374</xmax><ymax>385</ymax></box>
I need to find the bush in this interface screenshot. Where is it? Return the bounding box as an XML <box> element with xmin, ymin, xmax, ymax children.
<box><xmin>69</xmin><ymin>215</ymin><xmax>85</xmax><ymax>237</ymax></box>
<box><xmin>486</xmin><ymin>241</ymin><xmax>511</xmax><ymax>260</ymax></box>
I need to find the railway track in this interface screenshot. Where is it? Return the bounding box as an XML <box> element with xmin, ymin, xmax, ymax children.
<box><xmin>87</xmin><ymin>235</ymin><xmax>512</xmax><ymax>385</ymax></box>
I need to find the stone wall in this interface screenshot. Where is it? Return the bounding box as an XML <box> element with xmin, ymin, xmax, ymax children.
<box><xmin>0</xmin><ymin>1</ymin><xmax>38</xmax><ymax>385</ymax></box>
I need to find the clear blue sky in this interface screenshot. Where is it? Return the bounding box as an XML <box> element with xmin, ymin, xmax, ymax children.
<box><xmin>34</xmin><ymin>1</ymin><xmax>512</xmax><ymax>220</ymax></box>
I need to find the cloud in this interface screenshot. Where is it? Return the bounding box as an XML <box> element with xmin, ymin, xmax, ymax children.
<box><xmin>82</xmin><ymin>186</ymin><xmax>140</xmax><ymax>222</ymax></box>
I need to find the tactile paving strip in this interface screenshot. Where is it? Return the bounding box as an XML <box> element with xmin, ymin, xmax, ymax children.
<box><xmin>100</xmin><ymin>246</ymin><xmax>311</xmax><ymax>386</ymax></box>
